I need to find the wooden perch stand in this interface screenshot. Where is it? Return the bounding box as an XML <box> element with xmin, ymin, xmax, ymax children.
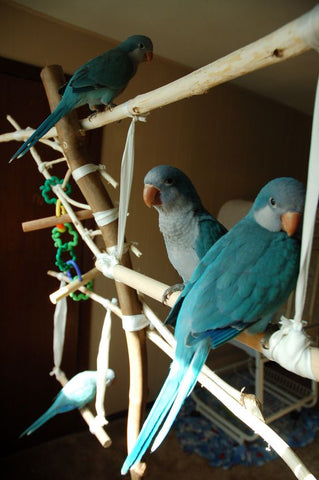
<box><xmin>3</xmin><ymin>6</ymin><xmax>318</xmax><ymax>479</ymax></box>
<box><xmin>40</xmin><ymin>65</ymin><xmax>147</xmax><ymax>480</ymax></box>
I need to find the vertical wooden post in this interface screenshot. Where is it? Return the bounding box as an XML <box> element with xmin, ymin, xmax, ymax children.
<box><xmin>40</xmin><ymin>65</ymin><xmax>147</xmax><ymax>478</ymax></box>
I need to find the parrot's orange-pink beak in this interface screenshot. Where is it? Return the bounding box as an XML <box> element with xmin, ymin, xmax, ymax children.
<box><xmin>144</xmin><ymin>51</ymin><xmax>153</xmax><ymax>62</ymax></box>
<box><xmin>281</xmin><ymin>211</ymin><xmax>301</xmax><ymax>237</ymax></box>
<box><xmin>143</xmin><ymin>184</ymin><xmax>161</xmax><ymax>207</ymax></box>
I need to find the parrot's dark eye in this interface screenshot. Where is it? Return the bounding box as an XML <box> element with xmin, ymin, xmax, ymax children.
<box><xmin>164</xmin><ymin>178</ymin><xmax>174</xmax><ymax>186</ymax></box>
<box><xmin>138</xmin><ymin>43</ymin><xmax>145</xmax><ymax>49</ymax></box>
<box><xmin>269</xmin><ymin>197</ymin><xmax>277</xmax><ymax>207</ymax></box>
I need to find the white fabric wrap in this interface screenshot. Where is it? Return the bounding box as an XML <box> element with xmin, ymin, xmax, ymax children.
<box><xmin>95</xmin><ymin>253</ymin><xmax>118</xmax><ymax>279</ymax></box>
<box><xmin>95</xmin><ymin>308</ymin><xmax>112</xmax><ymax>425</ymax></box>
<box><xmin>93</xmin><ymin>208</ymin><xmax>119</xmax><ymax>227</ymax></box>
<box><xmin>122</xmin><ymin>313</ymin><xmax>149</xmax><ymax>332</ymax></box>
<box><xmin>72</xmin><ymin>163</ymin><xmax>118</xmax><ymax>188</ymax></box>
<box><xmin>50</xmin><ymin>280</ymin><xmax>67</xmax><ymax>378</ymax></box>
<box><xmin>262</xmin><ymin>317</ymin><xmax>315</xmax><ymax>380</ymax></box>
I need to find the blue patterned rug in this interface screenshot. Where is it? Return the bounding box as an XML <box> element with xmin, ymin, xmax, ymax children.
<box><xmin>173</xmin><ymin>369</ymin><xmax>319</xmax><ymax>468</ymax></box>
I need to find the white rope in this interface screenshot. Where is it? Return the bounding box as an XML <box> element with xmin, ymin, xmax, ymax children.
<box><xmin>107</xmin><ymin>242</ymin><xmax>142</xmax><ymax>259</ymax></box>
<box><xmin>93</xmin><ymin>208</ymin><xmax>119</xmax><ymax>227</ymax></box>
<box><xmin>72</xmin><ymin>163</ymin><xmax>118</xmax><ymax>189</ymax></box>
<box><xmin>122</xmin><ymin>313</ymin><xmax>149</xmax><ymax>332</ymax></box>
<box><xmin>50</xmin><ymin>280</ymin><xmax>67</xmax><ymax>379</ymax></box>
<box><xmin>95</xmin><ymin>252</ymin><xmax>119</xmax><ymax>279</ymax></box>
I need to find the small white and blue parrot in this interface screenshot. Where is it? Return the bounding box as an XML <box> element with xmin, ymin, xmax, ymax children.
<box><xmin>143</xmin><ymin>165</ymin><xmax>227</xmax><ymax>299</ymax></box>
<box><xmin>20</xmin><ymin>369</ymin><xmax>115</xmax><ymax>437</ymax></box>
<box><xmin>122</xmin><ymin>177</ymin><xmax>305</xmax><ymax>474</ymax></box>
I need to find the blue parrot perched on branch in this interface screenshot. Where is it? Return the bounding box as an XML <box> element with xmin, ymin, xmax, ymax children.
<box><xmin>121</xmin><ymin>177</ymin><xmax>305</xmax><ymax>474</ymax></box>
<box><xmin>20</xmin><ymin>369</ymin><xmax>115</xmax><ymax>437</ymax></box>
<box><xmin>143</xmin><ymin>165</ymin><xmax>227</xmax><ymax>300</ymax></box>
<box><xmin>10</xmin><ymin>35</ymin><xmax>153</xmax><ymax>162</ymax></box>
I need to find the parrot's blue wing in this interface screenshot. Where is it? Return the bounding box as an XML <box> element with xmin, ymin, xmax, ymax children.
<box><xmin>195</xmin><ymin>211</ymin><xmax>227</xmax><ymax>259</ymax></box>
<box><xmin>166</xmin><ymin>217</ymin><xmax>299</xmax><ymax>338</ymax></box>
<box><xmin>175</xmin><ymin>219</ymin><xmax>300</xmax><ymax>346</ymax></box>
<box><xmin>70</xmin><ymin>50</ymin><xmax>136</xmax><ymax>92</ymax></box>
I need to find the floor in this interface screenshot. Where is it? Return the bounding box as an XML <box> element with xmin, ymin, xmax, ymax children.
<box><xmin>2</xmin><ymin>414</ymin><xmax>319</xmax><ymax>480</ymax></box>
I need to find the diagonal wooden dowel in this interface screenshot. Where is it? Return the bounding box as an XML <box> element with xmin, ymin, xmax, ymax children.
<box><xmin>40</xmin><ymin>65</ymin><xmax>147</xmax><ymax>480</ymax></box>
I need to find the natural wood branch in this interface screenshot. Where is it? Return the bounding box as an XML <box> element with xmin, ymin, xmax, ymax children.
<box><xmin>1</xmin><ymin>5</ymin><xmax>316</xmax><ymax>148</ymax></box>
<box><xmin>49</xmin><ymin>263</ymin><xmax>265</xmax><ymax>353</ymax></box>
<box><xmin>40</xmin><ymin>65</ymin><xmax>147</xmax><ymax>480</ymax></box>
<box><xmin>22</xmin><ymin>209</ymin><xmax>93</xmax><ymax>232</ymax></box>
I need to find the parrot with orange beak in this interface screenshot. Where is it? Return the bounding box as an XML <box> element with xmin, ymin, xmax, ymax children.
<box><xmin>143</xmin><ymin>165</ymin><xmax>227</xmax><ymax>300</ymax></box>
<box><xmin>10</xmin><ymin>35</ymin><xmax>153</xmax><ymax>162</ymax></box>
<box><xmin>122</xmin><ymin>177</ymin><xmax>305</xmax><ymax>474</ymax></box>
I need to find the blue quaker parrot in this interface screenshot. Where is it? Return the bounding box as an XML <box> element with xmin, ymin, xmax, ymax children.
<box><xmin>20</xmin><ymin>369</ymin><xmax>115</xmax><ymax>437</ymax></box>
<box><xmin>121</xmin><ymin>177</ymin><xmax>305</xmax><ymax>474</ymax></box>
<box><xmin>10</xmin><ymin>35</ymin><xmax>153</xmax><ymax>162</ymax></box>
<box><xmin>143</xmin><ymin>165</ymin><xmax>227</xmax><ymax>300</ymax></box>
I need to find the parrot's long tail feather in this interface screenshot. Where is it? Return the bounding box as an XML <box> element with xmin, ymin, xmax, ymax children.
<box><xmin>151</xmin><ymin>340</ymin><xmax>210</xmax><ymax>452</ymax></box>
<box><xmin>121</xmin><ymin>360</ymin><xmax>190</xmax><ymax>475</ymax></box>
<box><xmin>121</xmin><ymin>341</ymin><xmax>210</xmax><ymax>475</ymax></box>
<box><xmin>19</xmin><ymin>408</ymin><xmax>55</xmax><ymax>437</ymax></box>
<box><xmin>10</xmin><ymin>100</ymin><xmax>73</xmax><ymax>162</ymax></box>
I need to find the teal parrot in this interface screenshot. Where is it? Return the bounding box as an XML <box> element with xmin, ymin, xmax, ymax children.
<box><xmin>10</xmin><ymin>35</ymin><xmax>153</xmax><ymax>162</ymax></box>
<box><xmin>121</xmin><ymin>177</ymin><xmax>305</xmax><ymax>474</ymax></box>
<box><xmin>143</xmin><ymin>165</ymin><xmax>227</xmax><ymax>299</ymax></box>
<box><xmin>20</xmin><ymin>369</ymin><xmax>115</xmax><ymax>437</ymax></box>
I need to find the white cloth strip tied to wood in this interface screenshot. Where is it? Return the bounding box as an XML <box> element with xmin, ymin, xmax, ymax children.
<box><xmin>95</xmin><ymin>252</ymin><xmax>119</xmax><ymax>279</ymax></box>
<box><xmin>93</xmin><ymin>300</ymin><xmax>116</xmax><ymax>429</ymax></box>
<box><xmin>122</xmin><ymin>313</ymin><xmax>149</xmax><ymax>332</ymax></box>
<box><xmin>93</xmin><ymin>114</ymin><xmax>144</xmax><ymax>262</ymax></box>
<box><xmin>262</xmin><ymin>74</ymin><xmax>319</xmax><ymax>381</ymax></box>
<box><xmin>50</xmin><ymin>280</ymin><xmax>67</xmax><ymax>380</ymax></box>
<box><xmin>72</xmin><ymin>163</ymin><xmax>118</xmax><ymax>189</ymax></box>
<box><xmin>116</xmin><ymin>115</ymin><xmax>146</xmax><ymax>260</ymax></box>
<box><xmin>107</xmin><ymin>242</ymin><xmax>142</xmax><ymax>259</ymax></box>
<box><xmin>93</xmin><ymin>208</ymin><xmax>119</xmax><ymax>227</ymax></box>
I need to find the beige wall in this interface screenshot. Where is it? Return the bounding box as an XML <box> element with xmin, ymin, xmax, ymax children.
<box><xmin>1</xmin><ymin>2</ymin><xmax>312</xmax><ymax>414</ymax></box>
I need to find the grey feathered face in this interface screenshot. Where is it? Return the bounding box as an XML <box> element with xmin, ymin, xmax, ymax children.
<box><xmin>143</xmin><ymin>165</ymin><xmax>201</xmax><ymax>214</ymax></box>
<box><xmin>252</xmin><ymin>177</ymin><xmax>305</xmax><ymax>235</ymax></box>
<box><xmin>124</xmin><ymin>35</ymin><xmax>153</xmax><ymax>63</ymax></box>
